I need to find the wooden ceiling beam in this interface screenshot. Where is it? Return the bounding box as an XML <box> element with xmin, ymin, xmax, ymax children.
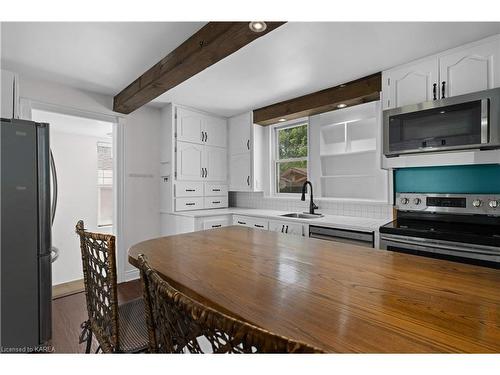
<box><xmin>253</xmin><ymin>72</ymin><xmax>382</xmax><ymax>126</ymax></box>
<box><xmin>113</xmin><ymin>22</ymin><xmax>286</xmax><ymax>114</ymax></box>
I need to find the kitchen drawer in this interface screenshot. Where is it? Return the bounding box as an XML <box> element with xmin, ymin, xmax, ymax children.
<box><xmin>203</xmin><ymin>216</ymin><xmax>230</xmax><ymax>230</ymax></box>
<box><xmin>205</xmin><ymin>183</ymin><xmax>228</xmax><ymax>196</ymax></box>
<box><xmin>203</xmin><ymin>196</ymin><xmax>228</xmax><ymax>209</ymax></box>
<box><xmin>175</xmin><ymin>197</ymin><xmax>204</xmax><ymax>211</ymax></box>
<box><xmin>232</xmin><ymin>215</ymin><xmax>268</xmax><ymax>230</ymax></box>
<box><xmin>175</xmin><ymin>181</ymin><xmax>204</xmax><ymax>197</ymax></box>
<box><xmin>269</xmin><ymin>220</ymin><xmax>304</xmax><ymax>236</ymax></box>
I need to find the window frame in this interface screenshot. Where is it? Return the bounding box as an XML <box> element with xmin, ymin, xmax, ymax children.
<box><xmin>97</xmin><ymin>141</ymin><xmax>113</xmax><ymax>227</ymax></box>
<box><xmin>271</xmin><ymin>119</ymin><xmax>310</xmax><ymax>196</ymax></box>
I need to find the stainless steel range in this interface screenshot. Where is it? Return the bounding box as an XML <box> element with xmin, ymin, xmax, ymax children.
<box><xmin>379</xmin><ymin>193</ymin><xmax>500</xmax><ymax>267</ymax></box>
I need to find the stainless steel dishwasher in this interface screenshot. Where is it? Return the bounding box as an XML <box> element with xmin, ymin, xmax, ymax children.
<box><xmin>309</xmin><ymin>225</ymin><xmax>374</xmax><ymax>248</ymax></box>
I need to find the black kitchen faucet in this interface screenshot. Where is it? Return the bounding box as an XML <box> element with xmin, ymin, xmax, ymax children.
<box><xmin>301</xmin><ymin>180</ymin><xmax>318</xmax><ymax>215</ymax></box>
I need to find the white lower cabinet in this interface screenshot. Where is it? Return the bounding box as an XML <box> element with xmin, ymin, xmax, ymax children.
<box><xmin>202</xmin><ymin>216</ymin><xmax>230</xmax><ymax>230</ymax></box>
<box><xmin>232</xmin><ymin>215</ymin><xmax>268</xmax><ymax>230</ymax></box>
<box><xmin>268</xmin><ymin>220</ymin><xmax>304</xmax><ymax>236</ymax></box>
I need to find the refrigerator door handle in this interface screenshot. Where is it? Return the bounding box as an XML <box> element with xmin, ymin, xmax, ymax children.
<box><xmin>50</xmin><ymin>149</ymin><xmax>57</xmax><ymax>225</ymax></box>
<box><xmin>50</xmin><ymin>246</ymin><xmax>59</xmax><ymax>263</ymax></box>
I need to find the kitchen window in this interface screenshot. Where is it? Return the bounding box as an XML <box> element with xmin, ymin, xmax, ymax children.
<box><xmin>274</xmin><ymin>122</ymin><xmax>308</xmax><ymax>194</ymax></box>
<box><xmin>97</xmin><ymin>142</ymin><xmax>113</xmax><ymax>227</ymax></box>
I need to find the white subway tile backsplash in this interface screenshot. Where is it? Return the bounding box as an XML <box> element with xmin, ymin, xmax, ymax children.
<box><xmin>229</xmin><ymin>192</ymin><xmax>393</xmax><ymax>219</ymax></box>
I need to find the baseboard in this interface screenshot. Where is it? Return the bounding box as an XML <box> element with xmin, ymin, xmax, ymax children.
<box><xmin>124</xmin><ymin>268</ymin><xmax>140</xmax><ymax>282</ymax></box>
<box><xmin>52</xmin><ymin>278</ymin><xmax>84</xmax><ymax>299</ymax></box>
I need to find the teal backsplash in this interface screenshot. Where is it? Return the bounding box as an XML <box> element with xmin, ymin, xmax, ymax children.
<box><xmin>394</xmin><ymin>164</ymin><xmax>500</xmax><ymax>193</ymax></box>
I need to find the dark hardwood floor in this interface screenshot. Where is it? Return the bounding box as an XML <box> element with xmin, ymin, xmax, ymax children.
<box><xmin>51</xmin><ymin>279</ymin><xmax>142</xmax><ymax>353</ymax></box>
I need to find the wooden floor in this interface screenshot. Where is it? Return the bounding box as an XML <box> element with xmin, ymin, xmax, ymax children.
<box><xmin>52</xmin><ymin>279</ymin><xmax>142</xmax><ymax>353</ymax></box>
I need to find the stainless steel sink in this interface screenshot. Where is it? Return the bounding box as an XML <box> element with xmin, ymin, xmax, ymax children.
<box><xmin>280</xmin><ymin>213</ymin><xmax>324</xmax><ymax>219</ymax></box>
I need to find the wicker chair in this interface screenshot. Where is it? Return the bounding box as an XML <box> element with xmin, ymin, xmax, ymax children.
<box><xmin>138</xmin><ymin>254</ymin><xmax>323</xmax><ymax>353</ymax></box>
<box><xmin>76</xmin><ymin>220</ymin><xmax>148</xmax><ymax>353</ymax></box>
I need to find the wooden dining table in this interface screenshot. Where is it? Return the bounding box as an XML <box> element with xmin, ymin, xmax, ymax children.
<box><xmin>128</xmin><ymin>226</ymin><xmax>500</xmax><ymax>353</ymax></box>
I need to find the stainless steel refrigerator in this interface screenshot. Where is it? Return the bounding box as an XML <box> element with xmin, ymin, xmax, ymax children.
<box><xmin>1</xmin><ymin>118</ymin><xmax>52</xmax><ymax>352</ymax></box>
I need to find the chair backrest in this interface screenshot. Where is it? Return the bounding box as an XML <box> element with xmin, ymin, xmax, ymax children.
<box><xmin>76</xmin><ymin>220</ymin><xmax>119</xmax><ymax>352</ymax></box>
<box><xmin>138</xmin><ymin>254</ymin><xmax>323</xmax><ymax>353</ymax></box>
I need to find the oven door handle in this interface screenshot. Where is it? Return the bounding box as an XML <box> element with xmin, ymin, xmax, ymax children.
<box><xmin>380</xmin><ymin>235</ymin><xmax>500</xmax><ymax>256</ymax></box>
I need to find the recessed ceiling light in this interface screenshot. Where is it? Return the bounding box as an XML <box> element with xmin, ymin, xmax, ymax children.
<box><xmin>249</xmin><ymin>22</ymin><xmax>267</xmax><ymax>33</ymax></box>
<box><xmin>278</xmin><ymin>118</ymin><xmax>286</xmax><ymax>122</ymax></box>
<box><xmin>337</xmin><ymin>103</ymin><xmax>347</xmax><ymax>109</ymax></box>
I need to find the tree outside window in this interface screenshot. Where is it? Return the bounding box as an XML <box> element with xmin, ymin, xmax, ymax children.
<box><xmin>275</xmin><ymin>123</ymin><xmax>308</xmax><ymax>194</ymax></box>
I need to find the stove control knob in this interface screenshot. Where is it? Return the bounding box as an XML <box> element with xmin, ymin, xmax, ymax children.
<box><xmin>413</xmin><ymin>198</ymin><xmax>421</xmax><ymax>205</ymax></box>
<box><xmin>489</xmin><ymin>200</ymin><xmax>499</xmax><ymax>209</ymax></box>
<box><xmin>472</xmin><ymin>199</ymin><xmax>482</xmax><ymax>208</ymax></box>
<box><xmin>400</xmin><ymin>197</ymin><xmax>409</xmax><ymax>205</ymax></box>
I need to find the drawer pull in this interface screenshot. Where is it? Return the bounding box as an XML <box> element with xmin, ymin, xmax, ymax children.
<box><xmin>212</xmin><ymin>224</ymin><xmax>222</xmax><ymax>228</ymax></box>
<box><xmin>212</xmin><ymin>201</ymin><xmax>221</xmax><ymax>204</ymax></box>
<box><xmin>185</xmin><ymin>189</ymin><xmax>196</xmax><ymax>192</ymax></box>
<box><xmin>212</xmin><ymin>189</ymin><xmax>221</xmax><ymax>192</ymax></box>
<box><xmin>237</xmin><ymin>221</ymin><xmax>246</xmax><ymax>225</ymax></box>
<box><xmin>185</xmin><ymin>202</ymin><xmax>196</xmax><ymax>206</ymax></box>
<box><xmin>254</xmin><ymin>224</ymin><xmax>264</xmax><ymax>228</ymax></box>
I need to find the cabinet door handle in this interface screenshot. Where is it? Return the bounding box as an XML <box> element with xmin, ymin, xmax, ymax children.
<box><xmin>212</xmin><ymin>224</ymin><xmax>222</xmax><ymax>228</ymax></box>
<box><xmin>237</xmin><ymin>221</ymin><xmax>246</xmax><ymax>225</ymax></box>
<box><xmin>205</xmin><ymin>131</ymin><xmax>208</xmax><ymax>143</ymax></box>
<box><xmin>212</xmin><ymin>201</ymin><xmax>221</xmax><ymax>204</ymax></box>
<box><xmin>247</xmin><ymin>139</ymin><xmax>250</xmax><ymax>150</ymax></box>
<box><xmin>185</xmin><ymin>189</ymin><xmax>195</xmax><ymax>192</ymax></box>
<box><xmin>204</xmin><ymin>168</ymin><xmax>208</xmax><ymax>178</ymax></box>
<box><xmin>285</xmin><ymin>225</ymin><xmax>289</xmax><ymax>234</ymax></box>
<box><xmin>185</xmin><ymin>202</ymin><xmax>196</xmax><ymax>206</ymax></box>
<box><xmin>254</xmin><ymin>224</ymin><xmax>264</xmax><ymax>228</ymax></box>
<box><xmin>281</xmin><ymin>225</ymin><xmax>284</xmax><ymax>233</ymax></box>
<box><xmin>247</xmin><ymin>176</ymin><xmax>250</xmax><ymax>186</ymax></box>
<box><xmin>201</xmin><ymin>131</ymin><xmax>204</xmax><ymax>142</ymax></box>
<box><xmin>441</xmin><ymin>81</ymin><xmax>446</xmax><ymax>99</ymax></box>
<box><xmin>432</xmin><ymin>83</ymin><xmax>437</xmax><ymax>100</ymax></box>
<box><xmin>201</xmin><ymin>168</ymin><xmax>204</xmax><ymax>177</ymax></box>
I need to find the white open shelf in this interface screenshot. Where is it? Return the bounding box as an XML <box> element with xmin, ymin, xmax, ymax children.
<box><xmin>312</xmin><ymin>101</ymin><xmax>388</xmax><ymax>202</ymax></box>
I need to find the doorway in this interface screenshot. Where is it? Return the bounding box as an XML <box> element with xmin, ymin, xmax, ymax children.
<box><xmin>31</xmin><ymin>109</ymin><xmax>116</xmax><ymax>297</ymax></box>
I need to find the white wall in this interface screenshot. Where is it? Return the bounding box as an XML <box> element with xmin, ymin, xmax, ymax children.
<box><xmin>122</xmin><ymin>105</ymin><xmax>161</xmax><ymax>278</ymax></box>
<box><xmin>18</xmin><ymin>75</ymin><xmax>161</xmax><ymax>282</ymax></box>
<box><xmin>49</xmin><ymin>131</ymin><xmax>112</xmax><ymax>285</ymax></box>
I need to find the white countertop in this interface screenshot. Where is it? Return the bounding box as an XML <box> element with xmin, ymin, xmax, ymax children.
<box><xmin>171</xmin><ymin>207</ymin><xmax>392</xmax><ymax>232</ymax></box>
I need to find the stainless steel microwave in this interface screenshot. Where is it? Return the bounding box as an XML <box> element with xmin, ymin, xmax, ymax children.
<box><xmin>383</xmin><ymin>87</ymin><xmax>500</xmax><ymax>157</ymax></box>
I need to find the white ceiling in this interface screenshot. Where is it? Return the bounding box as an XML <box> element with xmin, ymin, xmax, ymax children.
<box><xmin>3</xmin><ymin>22</ymin><xmax>500</xmax><ymax>117</ymax></box>
<box><xmin>0</xmin><ymin>22</ymin><xmax>205</xmax><ymax>94</ymax></box>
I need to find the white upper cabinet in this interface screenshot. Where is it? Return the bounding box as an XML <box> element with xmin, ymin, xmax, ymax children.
<box><xmin>228</xmin><ymin>111</ymin><xmax>264</xmax><ymax>192</ymax></box>
<box><xmin>1</xmin><ymin>70</ymin><xmax>19</xmax><ymax>119</ymax></box>
<box><xmin>439</xmin><ymin>38</ymin><xmax>500</xmax><ymax>98</ymax></box>
<box><xmin>176</xmin><ymin>141</ymin><xmax>204</xmax><ymax>180</ymax></box>
<box><xmin>176</xmin><ymin>107</ymin><xmax>205</xmax><ymax>144</ymax></box>
<box><xmin>229</xmin><ymin>152</ymin><xmax>251</xmax><ymax>190</ymax></box>
<box><xmin>229</xmin><ymin>112</ymin><xmax>252</xmax><ymax>154</ymax></box>
<box><xmin>382</xmin><ymin>34</ymin><xmax>500</xmax><ymax>109</ymax></box>
<box><xmin>176</xmin><ymin>106</ymin><xmax>227</xmax><ymax>147</ymax></box>
<box><xmin>204</xmin><ymin>145</ymin><xmax>227</xmax><ymax>181</ymax></box>
<box><xmin>382</xmin><ymin>58</ymin><xmax>439</xmax><ymax>110</ymax></box>
<box><xmin>204</xmin><ymin>116</ymin><xmax>227</xmax><ymax>148</ymax></box>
